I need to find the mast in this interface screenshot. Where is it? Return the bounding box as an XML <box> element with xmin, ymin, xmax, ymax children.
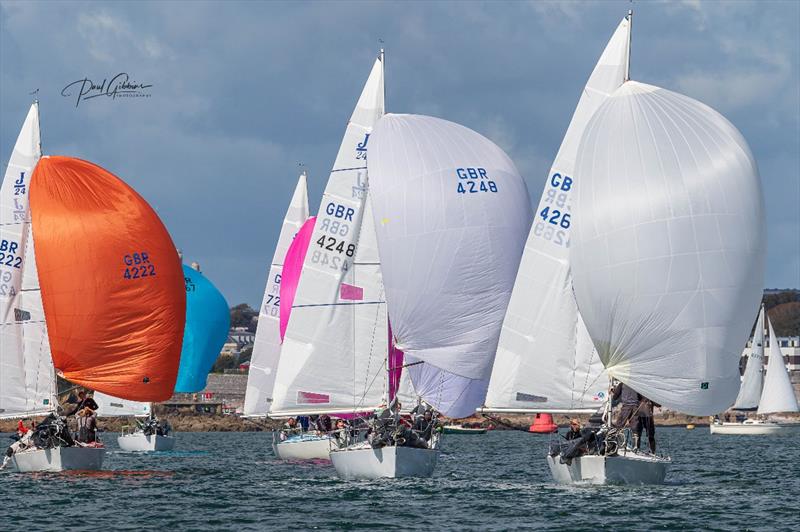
<box><xmin>625</xmin><ymin>9</ymin><xmax>632</xmax><ymax>82</ymax></box>
<box><xmin>380</xmin><ymin>47</ymin><xmax>386</xmax><ymax>111</ymax></box>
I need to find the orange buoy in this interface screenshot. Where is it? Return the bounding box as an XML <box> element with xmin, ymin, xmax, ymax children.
<box><xmin>529</xmin><ymin>413</ymin><xmax>558</xmax><ymax>433</ymax></box>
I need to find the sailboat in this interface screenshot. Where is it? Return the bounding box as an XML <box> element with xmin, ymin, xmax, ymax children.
<box><xmin>96</xmin><ymin>261</ymin><xmax>229</xmax><ymax>451</ymax></box>
<box><xmin>243</xmin><ymin>171</ymin><xmax>309</xmax><ymax>422</ymax></box>
<box><xmin>267</xmin><ymin>51</ymin><xmax>391</xmax><ymax>462</ymax></box>
<box><xmin>711</xmin><ymin>307</ymin><xmax>799</xmax><ymax>434</ymax></box>
<box><xmin>483</xmin><ymin>13</ymin><xmax>632</xmax><ymax>421</ymax></box>
<box><xmin>1</xmin><ymin>104</ymin><xmax>186</xmax><ymax>472</ymax></box>
<box><xmin>328</xmin><ymin>112</ymin><xmax>532</xmax><ymax>479</ymax></box>
<box><xmin>548</xmin><ymin>12</ymin><xmax>766</xmax><ymax>484</ymax></box>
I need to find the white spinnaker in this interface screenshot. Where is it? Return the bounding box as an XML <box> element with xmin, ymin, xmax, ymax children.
<box><xmin>570</xmin><ymin>81</ymin><xmax>765</xmax><ymax>416</ymax></box>
<box><xmin>244</xmin><ymin>173</ymin><xmax>309</xmax><ymax>416</ymax></box>
<box><xmin>757</xmin><ymin>317</ymin><xmax>799</xmax><ymax>415</ymax></box>
<box><xmin>0</xmin><ymin>102</ymin><xmax>56</xmax><ymax>420</ymax></box>
<box><xmin>368</xmin><ymin>114</ymin><xmax>532</xmax><ymax>418</ymax></box>
<box><xmin>93</xmin><ymin>391</ymin><xmax>151</xmax><ymax>417</ymax></box>
<box><xmin>732</xmin><ymin>305</ymin><xmax>764</xmax><ymax>410</ymax></box>
<box><xmin>270</xmin><ymin>56</ymin><xmax>390</xmax><ymax>416</ymax></box>
<box><xmin>485</xmin><ymin>15</ymin><xmax>630</xmax><ymax>413</ymax></box>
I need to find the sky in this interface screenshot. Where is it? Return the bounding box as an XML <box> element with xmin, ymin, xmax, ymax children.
<box><xmin>1</xmin><ymin>0</ymin><xmax>798</xmax><ymax>307</ymax></box>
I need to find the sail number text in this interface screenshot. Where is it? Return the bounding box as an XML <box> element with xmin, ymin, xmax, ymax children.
<box><xmin>0</xmin><ymin>239</ymin><xmax>22</xmax><ymax>269</ymax></box>
<box><xmin>456</xmin><ymin>167</ymin><xmax>498</xmax><ymax>194</ymax></box>
<box><xmin>532</xmin><ymin>172</ymin><xmax>573</xmax><ymax>248</ymax></box>
<box><xmin>122</xmin><ymin>252</ymin><xmax>156</xmax><ymax>280</ymax></box>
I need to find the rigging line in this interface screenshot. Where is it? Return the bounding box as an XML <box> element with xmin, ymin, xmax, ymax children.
<box><xmin>331</xmin><ymin>166</ymin><xmax>367</xmax><ymax>173</ymax></box>
<box><xmin>293</xmin><ymin>301</ymin><xmax>384</xmax><ymax>308</ymax></box>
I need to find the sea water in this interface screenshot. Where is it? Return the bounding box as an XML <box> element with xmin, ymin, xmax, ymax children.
<box><xmin>1</xmin><ymin>427</ymin><xmax>798</xmax><ymax>530</ymax></box>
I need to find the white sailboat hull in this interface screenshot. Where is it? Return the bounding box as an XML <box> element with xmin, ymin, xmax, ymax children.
<box><xmin>272</xmin><ymin>435</ymin><xmax>334</xmax><ymax>460</ymax></box>
<box><xmin>710</xmin><ymin>421</ymin><xmax>784</xmax><ymax>435</ymax></box>
<box><xmin>117</xmin><ymin>432</ymin><xmax>176</xmax><ymax>451</ymax></box>
<box><xmin>546</xmin><ymin>453</ymin><xmax>669</xmax><ymax>485</ymax></box>
<box><xmin>330</xmin><ymin>444</ymin><xmax>439</xmax><ymax>479</ymax></box>
<box><xmin>12</xmin><ymin>446</ymin><xmax>105</xmax><ymax>473</ymax></box>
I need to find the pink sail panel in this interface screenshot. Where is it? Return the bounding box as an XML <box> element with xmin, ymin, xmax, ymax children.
<box><xmin>388</xmin><ymin>321</ymin><xmax>404</xmax><ymax>402</ymax></box>
<box><xmin>340</xmin><ymin>283</ymin><xmax>364</xmax><ymax>300</ymax></box>
<box><xmin>279</xmin><ymin>216</ymin><xmax>316</xmax><ymax>341</ymax></box>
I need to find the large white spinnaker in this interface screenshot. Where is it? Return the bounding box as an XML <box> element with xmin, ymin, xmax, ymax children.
<box><xmin>93</xmin><ymin>391</ymin><xmax>151</xmax><ymax>417</ymax></box>
<box><xmin>0</xmin><ymin>102</ymin><xmax>56</xmax><ymax>420</ymax></box>
<box><xmin>757</xmin><ymin>317</ymin><xmax>799</xmax><ymax>415</ymax></box>
<box><xmin>270</xmin><ymin>55</ymin><xmax>390</xmax><ymax>416</ymax></box>
<box><xmin>485</xmin><ymin>14</ymin><xmax>631</xmax><ymax>413</ymax></box>
<box><xmin>732</xmin><ymin>305</ymin><xmax>765</xmax><ymax>410</ymax></box>
<box><xmin>570</xmin><ymin>81</ymin><xmax>765</xmax><ymax>416</ymax></box>
<box><xmin>244</xmin><ymin>173</ymin><xmax>309</xmax><ymax>416</ymax></box>
<box><xmin>368</xmin><ymin>114</ymin><xmax>532</xmax><ymax>418</ymax></box>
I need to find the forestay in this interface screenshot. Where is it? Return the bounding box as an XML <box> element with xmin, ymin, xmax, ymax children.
<box><xmin>757</xmin><ymin>317</ymin><xmax>799</xmax><ymax>415</ymax></box>
<box><xmin>368</xmin><ymin>113</ymin><xmax>532</xmax><ymax>418</ymax></box>
<box><xmin>732</xmin><ymin>305</ymin><xmax>764</xmax><ymax>410</ymax></box>
<box><xmin>0</xmin><ymin>102</ymin><xmax>55</xmax><ymax>419</ymax></box>
<box><xmin>93</xmin><ymin>391</ymin><xmax>151</xmax><ymax>417</ymax></box>
<box><xmin>270</xmin><ymin>56</ymin><xmax>390</xmax><ymax>416</ymax></box>
<box><xmin>485</xmin><ymin>15</ymin><xmax>631</xmax><ymax>413</ymax></box>
<box><xmin>570</xmin><ymin>81</ymin><xmax>765</xmax><ymax>416</ymax></box>
<box><xmin>244</xmin><ymin>173</ymin><xmax>309</xmax><ymax>416</ymax></box>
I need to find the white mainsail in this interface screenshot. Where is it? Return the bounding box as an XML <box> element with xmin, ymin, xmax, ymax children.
<box><xmin>243</xmin><ymin>172</ymin><xmax>309</xmax><ymax>416</ymax></box>
<box><xmin>368</xmin><ymin>113</ymin><xmax>532</xmax><ymax>418</ymax></box>
<box><xmin>93</xmin><ymin>391</ymin><xmax>151</xmax><ymax>417</ymax></box>
<box><xmin>732</xmin><ymin>305</ymin><xmax>764</xmax><ymax>410</ymax></box>
<box><xmin>270</xmin><ymin>55</ymin><xmax>390</xmax><ymax>416</ymax></box>
<box><xmin>570</xmin><ymin>81</ymin><xmax>765</xmax><ymax>416</ymax></box>
<box><xmin>485</xmin><ymin>15</ymin><xmax>631</xmax><ymax>414</ymax></box>
<box><xmin>757</xmin><ymin>317</ymin><xmax>799</xmax><ymax>415</ymax></box>
<box><xmin>0</xmin><ymin>102</ymin><xmax>56</xmax><ymax>420</ymax></box>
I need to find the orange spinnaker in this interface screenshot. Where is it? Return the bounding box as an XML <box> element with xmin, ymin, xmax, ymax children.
<box><xmin>30</xmin><ymin>156</ymin><xmax>186</xmax><ymax>401</ymax></box>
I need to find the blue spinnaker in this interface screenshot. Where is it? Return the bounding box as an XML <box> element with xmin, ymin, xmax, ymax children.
<box><xmin>174</xmin><ymin>265</ymin><xmax>230</xmax><ymax>393</ymax></box>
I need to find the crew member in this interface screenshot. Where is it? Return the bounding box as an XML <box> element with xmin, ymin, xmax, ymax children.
<box><xmin>612</xmin><ymin>381</ymin><xmax>641</xmax><ymax>428</ymax></box>
<box><xmin>633</xmin><ymin>396</ymin><xmax>659</xmax><ymax>453</ymax></box>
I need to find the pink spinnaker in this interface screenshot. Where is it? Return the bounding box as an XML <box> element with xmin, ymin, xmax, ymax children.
<box><xmin>388</xmin><ymin>321</ymin><xmax>404</xmax><ymax>402</ymax></box>
<box><xmin>279</xmin><ymin>216</ymin><xmax>316</xmax><ymax>341</ymax></box>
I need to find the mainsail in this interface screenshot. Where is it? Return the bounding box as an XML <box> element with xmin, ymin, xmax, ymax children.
<box><xmin>757</xmin><ymin>317</ymin><xmax>799</xmax><ymax>415</ymax></box>
<box><xmin>270</xmin><ymin>54</ymin><xmax>390</xmax><ymax>416</ymax></box>
<box><xmin>244</xmin><ymin>172</ymin><xmax>309</xmax><ymax>416</ymax></box>
<box><xmin>174</xmin><ymin>264</ymin><xmax>230</xmax><ymax>393</ymax></box>
<box><xmin>93</xmin><ymin>391</ymin><xmax>151</xmax><ymax>417</ymax></box>
<box><xmin>485</xmin><ymin>14</ymin><xmax>631</xmax><ymax>414</ymax></box>
<box><xmin>0</xmin><ymin>102</ymin><xmax>55</xmax><ymax>419</ymax></box>
<box><xmin>367</xmin><ymin>113</ymin><xmax>532</xmax><ymax>418</ymax></box>
<box><xmin>570</xmin><ymin>81</ymin><xmax>765</xmax><ymax>416</ymax></box>
<box><xmin>30</xmin><ymin>156</ymin><xmax>186</xmax><ymax>402</ymax></box>
<box><xmin>732</xmin><ymin>305</ymin><xmax>765</xmax><ymax>410</ymax></box>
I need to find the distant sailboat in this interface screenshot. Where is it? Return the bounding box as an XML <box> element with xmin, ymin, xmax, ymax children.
<box><xmin>98</xmin><ymin>261</ymin><xmax>229</xmax><ymax>451</ymax></box>
<box><xmin>244</xmin><ymin>171</ymin><xmax>309</xmax><ymax>418</ymax></box>
<box><xmin>483</xmin><ymin>12</ymin><xmax>632</xmax><ymax>418</ymax></box>
<box><xmin>1</xmin><ymin>106</ymin><xmax>186</xmax><ymax>471</ymax></box>
<box><xmin>548</xmin><ymin>12</ymin><xmax>766</xmax><ymax>484</ymax></box>
<box><xmin>711</xmin><ymin>308</ymin><xmax>800</xmax><ymax>435</ymax></box>
<box><xmin>329</xmin><ymin>112</ymin><xmax>532</xmax><ymax>479</ymax></box>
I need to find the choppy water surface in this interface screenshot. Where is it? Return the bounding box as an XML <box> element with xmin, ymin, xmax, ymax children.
<box><xmin>1</xmin><ymin>427</ymin><xmax>798</xmax><ymax>530</ymax></box>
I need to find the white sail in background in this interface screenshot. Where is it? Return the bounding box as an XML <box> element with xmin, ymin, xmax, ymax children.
<box><xmin>757</xmin><ymin>317</ymin><xmax>799</xmax><ymax>415</ymax></box>
<box><xmin>270</xmin><ymin>55</ymin><xmax>390</xmax><ymax>416</ymax></box>
<box><xmin>732</xmin><ymin>305</ymin><xmax>764</xmax><ymax>410</ymax></box>
<box><xmin>93</xmin><ymin>391</ymin><xmax>151</xmax><ymax>417</ymax></box>
<box><xmin>368</xmin><ymin>114</ymin><xmax>532</xmax><ymax>418</ymax></box>
<box><xmin>0</xmin><ymin>102</ymin><xmax>56</xmax><ymax>420</ymax></box>
<box><xmin>484</xmin><ymin>15</ymin><xmax>630</xmax><ymax>413</ymax></box>
<box><xmin>244</xmin><ymin>172</ymin><xmax>309</xmax><ymax>416</ymax></box>
<box><xmin>570</xmin><ymin>81</ymin><xmax>765</xmax><ymax>416</ymax></box>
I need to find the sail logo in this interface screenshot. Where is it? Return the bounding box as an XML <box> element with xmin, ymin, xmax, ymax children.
<box><xmin>352</xmin><ymin>171</ymin><xmax>368</xmax><ymax>199</ymax></box>
<box><xmin>592</xmin><ymin>391</ymin><xmax>606</xmax><ymax>402</ymax></box>
<box><xmin>14</xmin><ymin>172</ymin><xmax>26</xmax><ymax>196</ymax></box>
<box><xmin>14</xmin><ymin>308</ymin><xmax>31</xmax><ymax>321</ymax></box>
<box><xmin>355</xmin><ymin>133</ymin><xmax>370</xmax><ymax>160</ymax></box>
